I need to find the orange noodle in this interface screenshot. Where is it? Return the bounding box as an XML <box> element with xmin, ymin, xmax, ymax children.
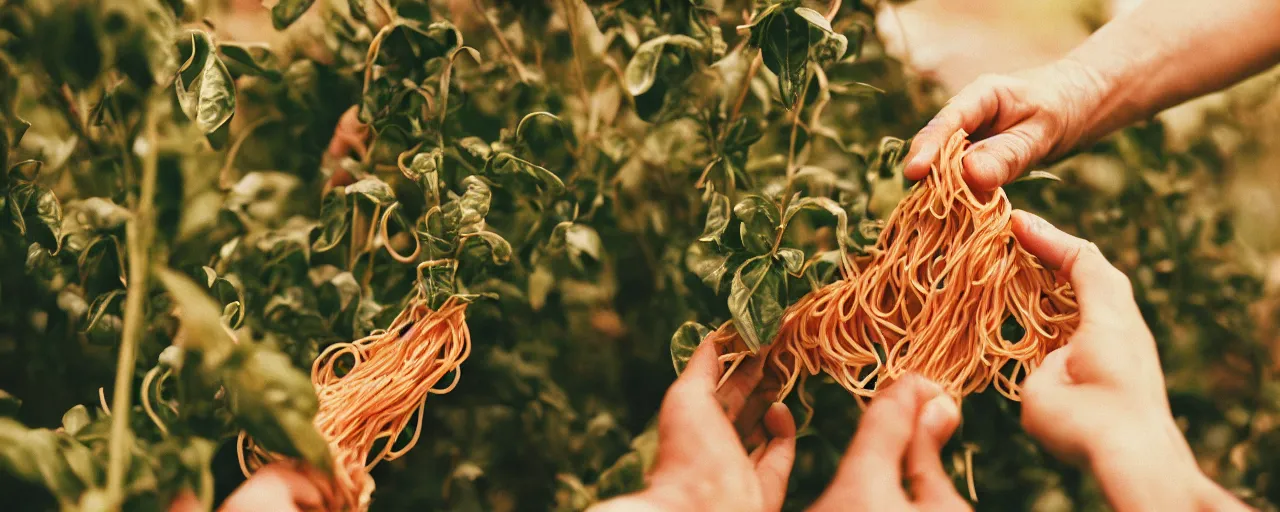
<box><xmin>239</xmin><ymin>294</ymin><xmax>471</xmax><ymax>511</ymax></box>
<box><xmin>715</xmin><ymin>130</ymin><xmax>1079</xmax><ymax>407</ymax></box>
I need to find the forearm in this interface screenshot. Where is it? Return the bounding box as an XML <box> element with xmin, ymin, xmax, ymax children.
<box><xmin>1087</xmin><ymin>421</ymin><xmax>1249</xmax><ymax>512</ymax></box>
<box><xmin>1066</xmin><ymin>0</ymin><xmax>1280</xmax><ymax>144</ymax></box>
<box><xmin>1091</xmin><ymin>457</ymin><xmax>1247</xmax><ymax>512</ymax></box>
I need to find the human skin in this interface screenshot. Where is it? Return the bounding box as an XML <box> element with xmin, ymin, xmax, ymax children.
<box><xmin>1010</xmin><ymin>210</ymin><xmax>1250</xmax><ymax>512</ymax></box>
<box><xmin>167</xmin><ymin>462</ymin><xmax>331</xmax><ymax>512</ymax></box>
<box><xmin>591</xmin><ymin>340</ymin><xmax>967</xmax><ymax>512</ymax></box>
<box><xmin>903</xmin><ymin>0</ymin><xmax>1280</xmax><ymax>189</ymax></box>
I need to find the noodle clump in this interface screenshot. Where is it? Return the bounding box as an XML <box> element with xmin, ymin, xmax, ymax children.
<box><xmin>715</xmin><ymin>130</ymin><xmax>1080</xmax><ymax>404</ymax></box>
<box><xmin>239</xmin><ymin>295</ymin><xmax>471</xmax><ymax>511</ymax></box>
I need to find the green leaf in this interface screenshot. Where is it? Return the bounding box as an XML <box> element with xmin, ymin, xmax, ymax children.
<box><xmin>564</xmin><ymin>224</ymin><xmax>602</xmax><ymax>262</ymax></box>
<box><xmin>791</xmin><ymin>8</ymin><xmax>846</xmax><ymax>66</ymax></box>
<box><xmin>466</xmin><ymin>231</ymin><xmax>513</xmax><ymax>265</ymax></box>
<box><xmin>775</xmin><ymin>247</ymin><xmax>804</xmax><ymax>275</ymax></box>
<box><xmin>792</xmin><ymin>7</ymin><xmax>834</xmax><ymax>33</ymax></box>
<box><xmin>1013</xmin><ymin>170</ymin><xmax>1064</xmax><ymax>184</ymax></box>
<box><xmin>82</xmin><ymin>289</ymin><xmax>126</xmax><ymax>334</ymax></box>
<box><xmin>345</xmin><ymin>178</ymin><xmax>396</xmax><ymax>204</ymax></box>
<box><xmin>271</xmin><ymin>0</ymin><xmax>316</xmax><ymax>30</ymax></box>
<box><xmin>624</xmin><ymin>35</ymin><xmax>704</xmax><ymax>96</ymax></box>
<box><xmin>670</xmin><ymin>322</ymin><xmax>711</xmax><ymax>375</ymax></box>
<box><xmin>812</xmin><ymin>32</ymin><xmax>848</xmax><ymax>67</ymax></box>
<box><xmin>406</xmin><ymin>150</ymin><xmax>442</xmax><ymax>207</ymax></box>
<box><xmin>697</xmin><ymin>192</ymin><xmax>732</xmax><ymax>243</ymax></box>
<box><xmin>458</xmin><ymin>137</ymin><xmax>492</xmax><ymax>161</ymax></box>
<box><xmin>219</xmin><ymin>42</ymin><xmax>282</xmax><ymax>80</ymax></box>
<box><xmin>175</xmin><ymin>31</ymin><xmax>236</xmax><ymax>142</ymax></box>
<box><xmin>223</xmin><ymin>346</ymin><xmax>331</xmax><ymax>472</ymax></box>
<box><xmin>60</xmin><ymin>405</ymin><xmax>90</xmax><ymax>436</ymax></box>
<box><xmin>515</xmin><ymin>112</ymin><xmax>563</xmax><ymax>142</ymax></box>
<box><xmin>7</xmin><ymin>179</ymin><xmax>64</xmax><ymax>253</ymax></box>
<box><xmin>312</xmin><ymin>190</ymin><xmax>350</xmax><ymax>252</ymax></box>
<box><xmin>752</xmin><ymin>8</ymin><xmax>813</xmax><ymax>107</ymax></box>
<box><xmin>156</xmin><ymin>268</ymin><xmax>236</xmax><ymax>365</ymax></box>
<box><xmin>453</xmin><ymin>176</ymin><xmax>492</xmax><ymax>232</ymax></box>
<box><xmin>727</xmin><ymin>255</ymin><xmax>784</xmax><ymax>352</ymax></box>
<box><xmin>72</xmin><ymin>197</ymin><xmax>132</xmax><ymax>231</ymax></box>
<box><xmin>490</xmin><ymin>153</ymin><xmax>565</xmax><ymax>195</ymax></box>
<box><xmin>685</xmin><ymin>240</ymin><xmax>734</xmax><ymax>291</ymax></box>
<box><xmin>734</xmin><ymin>195</ymin><xmax>781</xmax><ymax>255</ymax></box>
<box><xmin>782</xmin><ymin>196</ymin><xmax>850</xmax><ymax>254</ymax></box>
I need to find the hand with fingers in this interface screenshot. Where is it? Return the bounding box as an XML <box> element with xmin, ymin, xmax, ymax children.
<box><xmin>168</xmin><ymin>462</ymin><xmax>331</xmax><ymax>512</ymax></box>
<box><xmin>809</xmin><ymin>375</ymin><xmax>969</xmax><ymax>512</ymax></box>
<box><xmin>1010</xmin><ymin>210</ymin><xmax>1250</xmax><ymax>512</ymax></box>
<box><xmin>902</xmin><ymin>59</ymin><xmax>1108</xmax><ymax>191</ymax></box>
<box><xmin>589</xmin><ymin>340</ymin><xmax>797</xmax><ymax>512</ymax></box>
<box><xmin>903</xmin><ymin>0</ymin><xmax>1280</xmax><ymax>191</ymax></box>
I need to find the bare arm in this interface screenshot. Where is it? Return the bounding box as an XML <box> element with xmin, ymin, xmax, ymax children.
<box><xmin>904</xmin><ymin>0</ymin><xmax>1280</xmax><ymax>189</ymax></box>
<box><xmin>1073</xmin><ymin>0</ymin><xmax>1280</xmax><ymax>143</ymax></box>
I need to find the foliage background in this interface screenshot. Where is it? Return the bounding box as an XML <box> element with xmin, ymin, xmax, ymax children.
<box><xmin>0</xmin><ymin>0</ymin><xmax>1278</xmax><ymax>511</ymax></box>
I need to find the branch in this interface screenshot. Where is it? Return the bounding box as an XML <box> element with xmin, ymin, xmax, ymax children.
<box><xmin>471</xmin><ymin>0</ymin><xmax>532</xmax><ymax>82</ymax></box>
<box><xmin>106</xmin><ymin>104</ymin><xmax>161</xmax><ymax>507</ymax></box>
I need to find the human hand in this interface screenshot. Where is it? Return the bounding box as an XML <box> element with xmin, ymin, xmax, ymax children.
<box><xmin>589</xmin><ymin>339</ymin><xmax>797</xmax><ymax>512</ymax></box>
<box><xmin>809</xmin><ymin>375</ymin><xmax>968</xmax><ymax>512</ymax></box>
<box><xmin>904</xmin><ymin>59</ymin><xmax>1110</xmax><ymax>190</ymax></box>
<box><xmin>1011</xmin><ymin>210</ymin><xmax>1248</xmax><ymax>512</ymax></box>
<box><xmin>168</xmin><ymin>462</ymin><xmax>330</xmax><ymax>512</ymax></box>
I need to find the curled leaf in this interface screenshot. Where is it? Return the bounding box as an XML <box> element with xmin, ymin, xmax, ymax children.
<box><xmin>698</xmin><ymin>192</ymin><xmax>732</xmax><ymax>243</ymax></box>
<box><xmin>670</xmin><ymin>322</ymin><xmax>712</xmax><ymax>375</ymax></box>
<box><xmin>176</xmin><ymin>31</ymin><xmax>236</xmax><ymax>144</ymax></box>
<box><xmin>271</xmin><ymin>0</ymin><xmax>316</xmax><ymax>30</ymax></box>
<box><xmin>624</xmin><ymin>35</ymin><xmax>704</xmax><ymax>96</ymax></box>
<box><xmin>727</xmin><ymin>256</ymin><xmax>784</xmax><ymax>352</ymax></box>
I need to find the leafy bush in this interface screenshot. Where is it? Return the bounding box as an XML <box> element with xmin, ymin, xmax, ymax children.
<box><xmin>0</xmin><ymin>0</ymin><xmax>1275</xmax><ymax>510</ymax></box>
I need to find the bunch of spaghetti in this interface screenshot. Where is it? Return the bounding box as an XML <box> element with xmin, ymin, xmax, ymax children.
<box><xmin>238</xmin><ymin>295</ymin><xmax>472</xmax><ymax>511</ymax></box>
<box><xmin>717</xmin><ymin>130</ymin><xmax>1080</xmax><ymax>405</ymax></box>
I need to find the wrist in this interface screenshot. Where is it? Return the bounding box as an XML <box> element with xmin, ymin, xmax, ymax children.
<box><xmin>590</xmin><ymin>482</ymin><xmax>701</xmax><ymax>512</ymax></box>
<box><xmin>1045</xmin><ymin>56</ymin><xmax>1116</xmax><ymax>157</ymax></box>
<box><xmin>1086</xmin><ymin>419</ymin><xmax>1229</xmax><ymax>512</ymax></box>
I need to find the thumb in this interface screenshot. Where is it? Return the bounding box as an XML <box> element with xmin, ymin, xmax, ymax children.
<box><xmin>1010</xmin><ymin>210</ymin><xmax>1139</xmax><ymax>323</ymax></box>
<box><xmin>962</xmin><ymin>127</ymin><xmax>1048</xmax><ymax>190</ymax></box>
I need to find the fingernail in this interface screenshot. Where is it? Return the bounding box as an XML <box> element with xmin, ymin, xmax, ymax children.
<box><xmin>919</xmin><ymin>395</ymin><xmax>960</xmax><ymax>437</ymax></box>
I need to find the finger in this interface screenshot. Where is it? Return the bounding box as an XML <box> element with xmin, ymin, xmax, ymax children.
<box><xmin>830</xmin><ymin>375</ymin><xmax>947</xmax><ymax>495</ymax></box>
<box><xmin>1010</xmin><ymin>210</ymin><xmax>1138</xmax><ymax>320</ymax></box>
<box><xmin>168</xmin><ymin>491</ymin><xmax>201</xmax><ymax>512</ymax></box>
<box><xmin>731</xmin><ymin>355</ymin><xmax>784</xmax><ymax>442</ymax></box>
<box><xmin>1026</xmin><ymin>344</ymin><xmax>1075</xmax><ymax>389</ymax></box>
<box><xmin>962</xmin><ymin>124</ymin><xmax>1048</xmax><ymax>190</ymax></box>
<box><xmin>679</xmin><ymin>337</ymin><xmax>724</xmax><ymax>394</ymax></box>
<box><xmin>656</xmin><ymin>339</ymin><xmax>738</xmax><ymax>456</ymax></box>
<box><xmin>755</xmin><ymin>403</ymin><xmax>798</xmax><ymax>512</ymax></box>
<box><xmin>717</xmin><ymin>349</ymin><xmax>767</xmax><ymax>421</ymax></box>
<box><xmin>219</xmin><ymin>463</ymin><xmax>325</xmax><ymax>512</ymax></box>
<box><xmin>906</xmin><ymin>395</ymin><xmax>965</xmax><ymax>508</ymax></box>
<box><xmin>905</xmin><ymin>83</ymin><xmax>1000</xmax><ymax>180</ymax></box>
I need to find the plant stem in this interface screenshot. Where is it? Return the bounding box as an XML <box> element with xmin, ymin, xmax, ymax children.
<box><xmin>105</xmin><ymin>108</ymin><xmax>160</xmax><ymax>507</ymax></box>
<box><xmin>825</xmin><ymin>0</ymin><xmax>842</xmax><ymax>20</ymax></box>
<box><xmin>727</xmin><ymin>49</ymin><xmax>762</xmax><ymax>131</ymax></box>
<box><xmin>471</xmin><ymin>0</ymin><xmax>531</xmax><ymax>82</ymax></box>
<box><xmin>557</xmin><ymin>0</ymin><xmax>592</xmax><ymax>112</ymax></box>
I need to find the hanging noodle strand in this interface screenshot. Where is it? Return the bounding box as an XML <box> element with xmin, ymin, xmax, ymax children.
<box><xmin>239</xmin><ymin>294</ymin><xmax>471</xmax><ymax>511</ymax></box>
